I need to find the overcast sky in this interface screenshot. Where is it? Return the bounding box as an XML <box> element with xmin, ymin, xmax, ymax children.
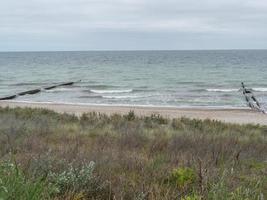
<box><xmin>1</xmin><ymin>0</ymin><xmax>267</xmax><ymax>51</ymax></box>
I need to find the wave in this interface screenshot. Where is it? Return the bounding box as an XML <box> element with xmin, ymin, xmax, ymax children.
<box><xmin>189</xmin><ymin>89</ymin><xmax>206</xmax><ymax>92</ymax></box>
<box><xmin>252</xmin><ymin>88</ymin><xmax>267</xmax><ymax>92</ymax></box>
<box><xmin>103</xmin><ymin>95</ymin><xmax>148</xmax><ymax>99</ymax></box>
<box><xmin>43</xmin><ymin>88</ymin><xmax>76</xmax><ymax>93</ymax></box>
<box><xmin>206</xmin><ymin>88</ymin><xmax>239</xmax><ymax>92</ymax></box>
<box><xmin>206</xmin><ymin>88</ymin><xmax>267</xmax><ymax>92</ymax></box>
<box><xmin>176</xmin><ymin>81</ymin><xmax>205</xmax><ymax>85</ymax></box>
<box><xmin>79</xmin><ymin>95</ymin><xmax>103</xmax><ymax>99</ymax></box>
<box><xmin>102</xmin><ymin>94</ymin><xmax>157</xmax><ymax>99</ymax></box>
<box><xmin>103</xmin><ymin>95</ymin><xmax>135</xmax><ymax>99</ymax></box>
<box><xmin>85</xmin><ymin>84</ymin><xmax>117</xmax><ymax>89</ymax></box>
<box><xmin>90</xmin><ymin>89</ymin><xmax>133</xmax><ymax>94</ymax></box>
<box><xmin>10</xmin><ymin>82</ymin><xmax>47</xmax><ymax>86</ymax></box>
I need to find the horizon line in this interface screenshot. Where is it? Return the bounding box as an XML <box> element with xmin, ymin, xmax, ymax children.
<box><xmin>1</xmin><ymin>48</ymin><xmax>267</xmax><ymax>53</ymax></box>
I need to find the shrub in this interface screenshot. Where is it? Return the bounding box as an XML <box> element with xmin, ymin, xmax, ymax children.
<box><xmin>146</xmin><ymin>114</ymin><xmax>168</xmax><ymax>125</ymax></box>
<box><xmin>182</xmin><ymin>194</ymin><xmax>202</xmax><ymax>200</ymax></box>
<box><xmin>230</xmin><ymin>184</ymin><xmax>264</xmax><ymax>200</ymax></box>
<box><xmin>169</xmin><ymin>167</ymin><xmax>197</xmax><ymax>188</ymax></box>
<box><xmin>208</xmin><ymin>171</ymin><xmax>264</xmax><ymax>200</ymax></box>
<box><xmin>0</xmin><ymin>161</ymin><xmax>49</xmax><ymax>200</ymax></box>
<box><xmin>124</xmin><ymin>110</ymin><xmax>136</xmax><ymax>121</ymax></box>
<box><xmin>48</xmin><ymin>161</ymin><xmax>111</xmax><ymax>199</ymax></box>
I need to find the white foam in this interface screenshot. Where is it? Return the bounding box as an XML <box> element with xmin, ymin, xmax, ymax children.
<box><xmin>90</xmin><ymin>89</ymin><xmax>133</xmax><ymax>94</ymax></box>
<box><xmin>103</xmin><ymin>95</ymin><xmax>140</xmax><ymax>99</ymax></box>
<box><xmin>206</xmin><ymin>88</ymin><xmax>239</xmax><ymax>92</ymax></box>
<box><xmin>206</xmin><ymin>87</ymin><xmax>267</xmax><ymax>92</ymax></box>
<box><xmin>4</xmin><ymin>100</ymin><xmax>247</xmax><ymax>110</ymax></box>
<box><xmin>253</xmin><ymin>88</ymin><xmax>267</xmax><ymax>92</ymax></box>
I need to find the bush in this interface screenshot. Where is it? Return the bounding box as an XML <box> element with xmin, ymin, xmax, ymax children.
<box><xmin>182</xmin><ymin>194</ymin><xmax>202</xmax><ymax>200</ymax></box>
<box><xmin>124</xmin><ymin>110</ymin><xmax>136</xmax><ymax>121</ymax></box>
<box><xmin>169</xmin><ymin>167</ymin><xmax>197</xmax><ymax>188</ymax></box>
<box><xmin>0</xmin><ymin>161</ymin><xmax>49</xmax><ymax>200</ymax></box>
<box><xmin>48</xmin><ymin>161</ymin><xmax>111</xmax><ymax>199</ymax></box>
<box><xmin>208</xmin><ymin>171</ymin><xmax>264</xmax><ymax>200</ymax></box>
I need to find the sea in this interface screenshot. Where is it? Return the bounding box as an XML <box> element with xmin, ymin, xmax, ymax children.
<box><xmin>1</xmin><ymin>50</ymin><xmax>267</xmax><ymax>109</ymax></box>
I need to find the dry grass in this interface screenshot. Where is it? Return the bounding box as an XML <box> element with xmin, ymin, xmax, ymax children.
<box><xmin>0</xmin><ymin>107</ymin><xmax>266</xmax><ymax>200</ymax></box>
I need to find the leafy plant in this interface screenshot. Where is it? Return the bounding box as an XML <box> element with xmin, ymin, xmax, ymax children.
<box><xmin>182</xmin><ymin>194</ymin><xmax>202</xmax><ymax>200</ymax></box>
<box><xmin>49</xmin><ymin>161</ymin><xmax>95</xmax><ymax>193</ymax></box>
<box><xmin>48</xmin><ymin>161</ymin><xmax>110</xmax><ymax>199</ymax></box>
<box><xmin>0</xmin><ymin>161</ymin><xmax>49</xmax><ymax>200</ymax></box>
<box><xmin>169</xmin><ymin>167</ymin><xmax>197</xmax><ymax>188</ymax></box>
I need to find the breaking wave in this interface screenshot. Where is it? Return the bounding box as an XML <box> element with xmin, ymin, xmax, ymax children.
<box><xmin>206</xmin><ymin>88</ymin><xmax>240</xmax><ymax>92</ymax></box>
<box><xmin>90</xmin><ymin>89</ymin><xmax>133</xmax><ymax>94</ymax></box>
<box><xmin>206</xmin><ymin>87</ymin><xmax>267</xmax><ymax>92</ymax></box>
<box><xmin>103</xmin><ymin>95</ymin><xmax>136</xmax><ymax>99</ymax></box>
<box><xmin>252</xmin><ymin>88</ymin><xmax>267</xmax><ymax>92</ymax></box>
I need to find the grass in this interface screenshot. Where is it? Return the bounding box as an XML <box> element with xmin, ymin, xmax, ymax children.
<box><xmin>0</xmin><ymin>106</ymin><xmax>266</xmax><ymax>199</ymax></box>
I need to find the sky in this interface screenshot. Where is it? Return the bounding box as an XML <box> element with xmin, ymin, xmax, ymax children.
<box><xmin>1</xmin><ymin>0</ymin><xmax>267</xmax><ymax>51</ymax></box>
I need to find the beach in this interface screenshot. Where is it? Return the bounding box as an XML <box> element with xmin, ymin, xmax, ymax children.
<box><xmin>1</xmin><ymin>101</ymin><xmax>267</xmax><ymax>125</ymax></box>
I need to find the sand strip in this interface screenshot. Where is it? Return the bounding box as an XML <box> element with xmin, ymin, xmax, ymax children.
<box><xmin>0</xmin><ymin>101</ymin><xmax>267</xmax><ymax>125</ymax></box>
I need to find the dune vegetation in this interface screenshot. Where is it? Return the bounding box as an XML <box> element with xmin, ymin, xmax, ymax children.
<box><xmin>0</xmin><ymin>107</ymin><xmax>266</xmax><ymax>200</ymax></box>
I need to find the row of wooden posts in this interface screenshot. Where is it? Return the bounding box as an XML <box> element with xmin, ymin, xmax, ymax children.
<box><xmin>0</xmin><ymin>81</ymin><xmax>80</xmax><ymax>100</ymax></box>
<box><xmin>241</xmin><ymin>82</ymin><xmax>266</xmax><ymax>114</ymax></box>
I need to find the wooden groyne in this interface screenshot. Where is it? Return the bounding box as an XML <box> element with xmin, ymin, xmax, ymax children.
<box><xmin>241</xmin><ymin>82</ymin><xmax>266</xmax><ymax>114</ymax></box>
<box><xmin>57</xmin><ymin>82</ymin><xmax>76</xmax><ymax>87</ymax></box>
<box><xmin>0</xmin><ymin>95</ymin><xmax>17</xmax><ymax>100</ymax></box>
<box><xmin>44</xmin><ymin>85</ymin><xmax>57</xmax><ymax>90</ymax></box>
<box><xmin>0</xmin><ymin>80</ymin><xmax>81</xmax><ymax>101</ymax></box>
<box><xmin>18</xmin><ymin>89</ymin><xmax>41</xmax><ymax>96</ymax></box>
<box><xmin>44</xmin><ymin>80</ymin><xmax>81</xmax><ymax>90</ymax></box>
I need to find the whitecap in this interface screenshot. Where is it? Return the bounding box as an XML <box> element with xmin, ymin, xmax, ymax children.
<box><xmin>252</xmin><ymin>88</ymin><xmax>267</xmax><ymax>92</ymax></box>
<box><xmin>90</xmin><ymin>89</ymin><xmax>133</xmax><ymax>94</ymax></box>
<box><xmin>206</xmin><ymin>88</ymin><xmax>239</xmax><ymax>92</ymax></box>
<box><xmin>103</xmin><ymin>95</ymin><xmax>140</xmax><ymax>99</ymax></box>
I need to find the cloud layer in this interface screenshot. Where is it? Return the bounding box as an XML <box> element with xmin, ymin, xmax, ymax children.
<box><xmin>1</xmin><ymin>0</ymin><xmax>267</xmax><ymax>50</ymax></box>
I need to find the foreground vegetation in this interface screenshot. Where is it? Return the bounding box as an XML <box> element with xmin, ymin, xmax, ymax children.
<box><xmin>0</xmin><ymin>107</ymin><xmax>266</xmax><ymax>200</ymax></box>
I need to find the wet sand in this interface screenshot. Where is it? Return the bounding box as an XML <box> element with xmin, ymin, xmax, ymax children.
<box><xmin>0</xmin><ymin>101</ymin><xmax>267</xmax><ymax>125</ymax></box>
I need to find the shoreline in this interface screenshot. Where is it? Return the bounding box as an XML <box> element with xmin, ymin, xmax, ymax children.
<box><xmin>1</xmin><ymin>101</ymin><xmax>267</xmax><ymax>125</ymax></box>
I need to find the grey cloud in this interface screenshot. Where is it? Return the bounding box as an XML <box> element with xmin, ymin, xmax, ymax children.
<box><xmin>0</xmin><ymin>0</ymin><xmax>267</xmax><ymax>51</ymax></box>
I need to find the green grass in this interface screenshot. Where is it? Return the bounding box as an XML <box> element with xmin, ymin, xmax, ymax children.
<box><xmin>0</xmin><ymin>160</ymin><xmax>50</xmax><ymax>200</ymax></box>
<box><xmin>0</xmin><ymin>106</ymin><xmax>266</xmax><ymax>199</ymax></box>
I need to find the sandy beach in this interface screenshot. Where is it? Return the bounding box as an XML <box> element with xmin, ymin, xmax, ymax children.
<box><xmin>1</xmin><ymin>101</ymin><xmax>267</xmax><ymax>125</ymax></box>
